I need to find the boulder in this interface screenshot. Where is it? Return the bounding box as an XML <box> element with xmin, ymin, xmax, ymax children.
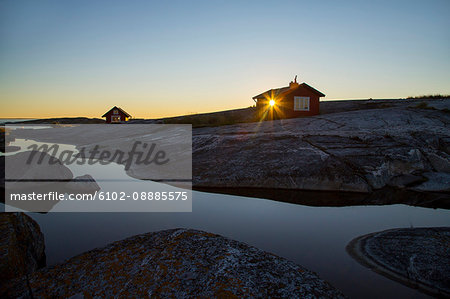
<box><xmin>3</xmin><ymin>151</ymin><xmax>73</xmax><ymax>212</ymax></box>
<box><xmin>2</xmin><ymin>151</ymin><xmax>101</xmax><ymax>212</ymax></box>
<box><xmin>65</xmin><ymin>175</ymin><xmax>100</xmax><ymax>195</ymax></box>
<box><xmin>5</xmin><ymin>150</ymin><xmax>74</xmax><ymax>182</ymax></box>
<box><xmin>0</xmin><ymin>213</ymin><xmax>45</xmax><ymax>281</ymax></box>
<box><xmin>2</xmin><ymin>229</ymin><xmax>345</xmax><ymax>298</ymax></box>
<box><xmin>347</xmin><ymin>227</ymin><xmax>450</xmax><ymax>297</ymax></box>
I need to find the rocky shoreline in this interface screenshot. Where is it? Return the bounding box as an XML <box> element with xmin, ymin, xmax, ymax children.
<box><xmin>0</xmin><ymin>213</ymin><xmax>46</xmax><ymax>281</ymax></box>
<box><xmin>194</xmin><ymin>186</ymin><xmax>449</xmax><ymax>209</ymax></box>
<box><xmin>4</xmin><ymin>99</ymin><xmax>450</xmax><ymax>208</ymax></box>
<box><xmin>2</xmin><ymin>225</ymin><xmax>345</xmax><ymax>298</ymax></box>
<box><xmin>191</xmin><ymin>103</ymin><xmax>450</xmax><ymax>208</ymax></box>
<box><xmin>346</xmin><ymin>227</ymin><xmax>450</xmax><ymax>297</ymax></box>
<box><xmin>0</xmin><ymin>152</ymin><xmax>100</xmax><ymax>211</ymax></box>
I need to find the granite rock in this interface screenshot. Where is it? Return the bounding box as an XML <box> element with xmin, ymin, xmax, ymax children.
<box><xmin>0</xmin><ymin>213</ymin><xmax>45</xmax><ymax>281</ymax></box>
<box><xmin>7</xmin><ymin>102</ymin><xmax>450</xmax><ymax>197</ymax></box>
<box><xmin>347</xmin><ymin>227</ymin><xmax>450</xmax><ymax>297</ymax></box>
<box><xmin>2</xmin><ymin>228</ymin><xmax>345</xmax><ymax>298</ymax></box>
<box><xmin>192</xmin><ymin>106</ymin><xmax>450</xmax><ymax>193</ymax></box>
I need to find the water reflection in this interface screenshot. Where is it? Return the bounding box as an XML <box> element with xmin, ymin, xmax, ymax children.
<box><xmin>5</xmin><ymin>138</ymin><xmax>450</xmax><ymax>298</ymax></box>
<box><xmin>27</xmin><ymin>196</ymin><xmax>449</xmax><ymax>298</ymax></box>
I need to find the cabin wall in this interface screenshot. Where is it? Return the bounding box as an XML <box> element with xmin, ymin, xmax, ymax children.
<box><xmin>283</xmin><ymin>87</ymin><xmax>320</xmax><ymax>117</ymax></box>
<box><xmin>104</xmin><ymin>111</ymin><xmax>129</xmax><ymax>123</ymax></box>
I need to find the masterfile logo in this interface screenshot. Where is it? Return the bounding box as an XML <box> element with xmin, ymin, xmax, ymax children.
<box><xmin>25</xmin><ymin>141</ymin><xmax>170</xmax><ymax>171</ymax></box>
<box><xmin>4</xmin><ymin>124</ymin><xmax>192</xmax><ymax>212</ymax></box>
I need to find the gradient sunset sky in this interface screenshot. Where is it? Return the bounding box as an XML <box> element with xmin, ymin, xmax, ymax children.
<box><xmin>1</xmin><ymin>0</ymin><xmax>449</xmax><ymax>119</ymax></box>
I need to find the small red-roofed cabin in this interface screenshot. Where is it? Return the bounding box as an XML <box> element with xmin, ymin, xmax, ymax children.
<box><xmin>102</xmin><ymin>106</ymin><xmax>131</xmax><ymax>123</ymax></box>
<box><xmin>253</xmin><ymin>76</ymin><xmax>325</xmax><ymax>120</ymax></box>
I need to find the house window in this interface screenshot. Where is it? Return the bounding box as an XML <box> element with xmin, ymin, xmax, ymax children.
<box><xmin>294</xmin><ymin>96</ymin><xmax>310</xmax><ymax>111</ymax></box>
<box><xmin>111</xmin><ymin>116</ymin><xmax>121</xmax><ymax>122</ymax></box>
<box><xmin>113</xmin><ymin>109</ymin><xmax>119</xmax><ymax>114</ymax></box>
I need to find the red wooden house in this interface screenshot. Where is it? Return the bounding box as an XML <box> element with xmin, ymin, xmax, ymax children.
<box><xmin>253</xmin><ymin>76</ymin><xmax>325</xmax><ymax>120</ymax></box>
<box><xmin>102</xmin><ymin>106</ymin><xmax>131</xmax><ymax>123</ymax></box>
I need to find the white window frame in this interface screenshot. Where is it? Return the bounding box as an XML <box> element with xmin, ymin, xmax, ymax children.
<box><xmin>294</xmin><ymin>96</ymin><xmax>310</xmax><ymax>111</ymax></box>
<box><xmin>113</xmin><ymin>109</ymin><xmax>119</xmax><ymax>114</ymax></box>
<box><xmin>111</xmin><ymin>116</ymin><xmax>121</xmax><ymax>122</ymax></box>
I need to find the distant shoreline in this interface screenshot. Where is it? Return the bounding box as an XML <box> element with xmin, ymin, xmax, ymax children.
<box><xmin>0</xmin><ymin>118</ymin><xmax>37</xmax><ymax>124</ymax></box>
<box><xmin>3</xmin><ymin>96</ymin><xmax>449</xmax><ymax>124</ymax></box>
<box><xmin>5</xmin><ymin>98</ymin><xmax>449</xmax><ymax>209</ymax></box>
<box><xmin>1</xmin><ymin>117</ymin><xmax>105</xmax><ymax>125</ymax></box>
<box><xmin>3</xmin><ymin>97</ymin><xmax>449</xmax><ymax>127</ymax></box>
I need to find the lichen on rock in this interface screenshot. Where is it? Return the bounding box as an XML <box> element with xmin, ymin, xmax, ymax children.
<box><xmin>2</xmin><ymin>228</ymin><xmax>345</xmax><ymax>298</ymax></box>
<box><xmin>0</xmin><ymin>212</ymin><xmax>46</xmax><ymax>281</ymax></box>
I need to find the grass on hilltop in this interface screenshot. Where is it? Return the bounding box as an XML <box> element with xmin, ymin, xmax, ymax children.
<box><xmin>162</xmin><ymin>107</ymin><xmax>258</xmax><ymax>128</ymax></box>
<box><xmin>406</xmin><ymin>94</ymin><xmax>450</xmax><ymax>100</ymax></box>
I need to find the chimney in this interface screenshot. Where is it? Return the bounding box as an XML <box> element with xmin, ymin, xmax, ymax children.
<box><xmin>289</xmin><ymin>75</ymin><xmax>299</xmax><ymax>89</ymax></box>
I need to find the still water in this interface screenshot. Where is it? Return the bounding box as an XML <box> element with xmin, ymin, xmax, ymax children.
<box><xmin>6</xmin><ymin>138</ymin><xmax>450</xmax><ymax>298</ymax></box>
<box><xmin>28</xmin><ymin>196</ymin><xmax>449</xmax><ymax>299</ymax></box>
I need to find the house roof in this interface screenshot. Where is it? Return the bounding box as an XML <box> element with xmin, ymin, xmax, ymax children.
<box><xmin>252</xmin><ymin>87</ymin><xmax>291</xmax><ymax>100</ymax></box>
<box><xmin>252</xmin><ymin>83</ymin><xmax>325</xmax><ymax>100</ymax></box>
<box><xmin>102</xmin><ymin>106</ymin><xmax>131</xmax><ymax>118</ymax></box>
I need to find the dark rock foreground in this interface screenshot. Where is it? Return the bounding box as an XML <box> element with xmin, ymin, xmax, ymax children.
<box><xmin>0</xmin><ymin>213</ymin><xmax>46</xmax><ymax>281</ymax></box>
<box><xmin>347</xmin><ymin>227</ymin><xmax>450</xmax><ymax>297</ymax></box>
<box><xmin>2</xmin><ymin>228</ymin><xmax>344</xmax><ymax>298</ymax></box>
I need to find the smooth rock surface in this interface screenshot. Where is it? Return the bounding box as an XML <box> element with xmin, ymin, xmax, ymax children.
<box><xmin>65</xmin><ymin>174</ymin><xmax>101</xmax><ymax>194</ymax></box>
<box><xmin>1</xmin><ymin>152</ymin><xmax>101</xmax><ymax>212</ymax></box>
<box><xmin>2</xmin><ymin>228</ymin><xmax>345</xmax><ymax>298</ymax></box>
<box><xmin>2</xmin><ymin>151</ymin><xmax>73</xmax><ymax>212</ymax></box>
<box><xmin>0</xmin><ymin>212</ymin><xmax>46</xmax><ymax>281</ymax></box>
<box><xmin>347</xmin><ymin>227</ymin><xmax>450</xmax><ymax>297</ymax></box>
<box><xmin>7</xmin><ymin>102</ymin><xmax>450</xmax><ymax>201</ymax></box>
<box><xmin>5</xmin><ymin>150</ymin><xmax>73</xmax><ymax>182</ymax></box>
<box><xmin>192</xmin><ymin>106</ymin><xmax>450</xmax><ymax>194</ymax></box>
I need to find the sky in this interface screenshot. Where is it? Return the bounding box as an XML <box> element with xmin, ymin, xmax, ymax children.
<box><xmin>1</xmin><ymin>0</ymin><xmax>449</xmax><ymax>119</ymax></box>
